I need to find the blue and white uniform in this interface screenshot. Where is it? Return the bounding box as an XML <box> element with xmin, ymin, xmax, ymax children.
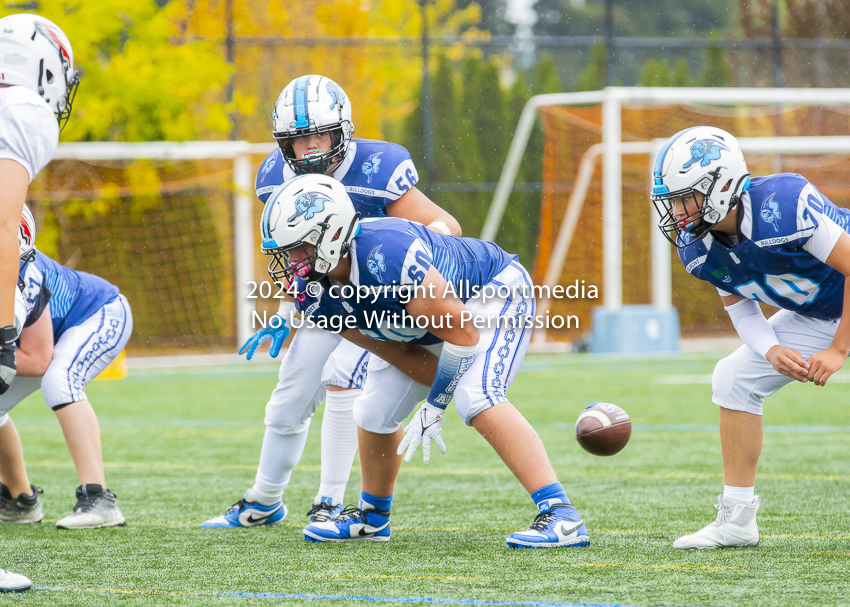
<box><xmin>680</xmin><ymin>174</ymin><xmax>850</xmax><ymax>413</ymax></box>
<box><xmin>0</xmin><ymin>252</ymin><xmax>133</xmax><ymax>417</ymax></box>
<box><xmin>295</xmin><ymin>218</ymin><xmax>535</xmax><ymax>432</ymax></box>
<box><xmin>254</xmin><ymin>140</ymin><xmax>419</xmax><ymax>442</ymax></box>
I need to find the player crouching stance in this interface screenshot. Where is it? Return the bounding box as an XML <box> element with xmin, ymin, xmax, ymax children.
<box><xmin>259</xmin><ymin>174</ymin><xmax>589</xmax><ymax>548</ymax></box>
<box><xmin>652</xmin><ymin>126</ymin><xmax>850</xmax><ymax>550</ymax></box>
<box><xmin>0</xmin><ymin>207</ymin><xmax>132</xmax><ymax>529</ymax></box>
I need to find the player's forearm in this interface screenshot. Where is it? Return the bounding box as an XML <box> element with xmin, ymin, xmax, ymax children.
<box><xmin>0</xmin><ymin>231</ymin><xmax>19</xmax><ymax>327</ymax></box>
<box><xmin>15</xmin><ymin>347</ymin><xmax>51</xmax><ymax>377</ymax></box>
<box><xmin>339</xmin><ymin>330</ymin><xmax>438</xmax><ymax>385</ymax></box>
<box><xmin>829</xmin><ymin>279</ymin><xmax>850</xmax><ymax>357</ymax></box>
<box><xmin>725</xmin><ymin>298</ymin><xmax>779</xmax><ymax>358</ymax></box>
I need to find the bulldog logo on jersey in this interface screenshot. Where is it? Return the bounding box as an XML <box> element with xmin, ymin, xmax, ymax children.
<box><xmin>361</xmin><ymin>152</ymin><xmax>383</xmax><ymax>184</ymax></box>
<box><xmin>327</xmin><ymin>82</ymin><xmax>346</xmax><ymax>111</ymax></box>
<box><xmin>760</xmin><ymin>193</ymin><xmax>781</xmax><ymax>232</ymax></box>
<box><xmin>682</xmin><ymin>140</ymin><xmax>728</xmax><ymax>170</ymax></box>
<box><xmin>367</xmin><ymin>245</ymin><xmax>386</xmax><ymax>281</ymax></box>
<box><xmin>288</xmin><ymin>193</ymin><xmax>328</xmax><ymax>223</ymax></box>
<box><xmin>260</xmin><ymin>154</ymin><xmax>277</xmax><ymax>178</ymax></box>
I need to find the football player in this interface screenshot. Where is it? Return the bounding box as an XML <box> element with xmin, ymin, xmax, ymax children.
<box><xmin>258</xmin><ymin>174</ymin><xmax>590</xmax><ymax>549</ymax></box>
<box><xmin>651</xmin><ymin>126</ymin><xmax>850</xmax><ymax>549</ymax></box>
<box><xmin>0</xmin><ymin>208</ymin><xmax>133</xmax><ymax>529</ymax></box>
<box><xmin>0</xmin><ymin>13</ymin><xmax>78</xmax><ymax>588</ymax></box>
<box><xmin>202</xmin><ymin>75</ymin><xmax>460</xmax><ymax>531</ymax></box>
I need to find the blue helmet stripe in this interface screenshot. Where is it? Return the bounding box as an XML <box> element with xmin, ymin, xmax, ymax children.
<box><xmin>293</xmin><ymin>75</ymin><xmax>311</xmax><ymax>129</ymax></box>
<box><xmin>653</xmin><ymin>126</ymin><xmax>699</xmax><ymax>178</ymax></box>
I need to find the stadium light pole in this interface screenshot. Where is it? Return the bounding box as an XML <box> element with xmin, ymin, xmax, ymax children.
<box><xmin>604</xmin><ymin>0</ymin><xmax>614</xmax><ymax>86</ymax></box>
<box><xmin>226</xmin><ymin>0</ymin><xmax>237</xmax><ymax>140</ymax></box>
<box><xmin>420</xmin><ymin>0</ymin><xmax>436</xmax><ymax>193</ymax></box>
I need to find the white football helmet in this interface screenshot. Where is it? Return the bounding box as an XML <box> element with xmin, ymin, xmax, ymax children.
<box><xmin>272</xmin><ymin>75</ymin><xmax>354</xmax><ymax>175</ymax></box>
<box><xmin>0</xmin><ymin>14</ymin><xmax>80</xmax><ymax>129</ymax></box>
<box><xmin>651</xmin><ymin>126</ymin><xmax>751</xmax><ymax>247</ymax></box>
<box><xmin>261</xmin><ymin>174</ymin><xmax>360</xmax><ymax>283</ymax></box>
<box><xmin>19</xmin><ymin>203</ymin><xmax>36</xmax><ymax>262</ymax></box>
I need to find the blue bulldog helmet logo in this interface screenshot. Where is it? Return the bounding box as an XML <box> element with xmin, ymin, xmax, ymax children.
<box><xmin>367</xmin><ymin>245</ymin><xmax>386</xmax><ymax>281</ymax></box>
<box><xmin>288</xmin><ymin>193</ymin><xmax>328</xmax><ymax>222</ymax></box>
<box><xmin>683</xmin><ymin>139</ymin><xmax>728</xmax><ymax>169</ymax></box>
<box><xmin>260</xmin><ymin>154</ymin><xmax>277</xmax><ymax>178</ymax></box>
<box><xmin>760</xmin><ymin>192</ymin><xmax>781</xmax><ymax>232</ymax></box>
<box><xmin>327</xmin><ymin>82</ymin><xmax>346</xmax><ymax>111</ymax></box>
<box><xmin>361</xmin><ymin>152</ymin><xmax>383</xmax><ymax>184</ymax></box>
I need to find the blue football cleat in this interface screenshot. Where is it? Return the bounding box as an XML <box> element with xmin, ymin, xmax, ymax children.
<box><xmin>506</xmin><ymin>503</ymin><xmax>590</xmax><ymax>549</ymax></box>
<box><xmin>306</xmin><ymin>497</ymin><xmax>343</xmax><ymax>524</ymax></box>
<box><xmin>303</xmin><ymin>505</ymin><xmax>390</xmax><ymax>542</ymax></box>
<box><xmin>200</xmin><ymin>495</ymin><xmax>287</xmax><ymax>529</ymax></box>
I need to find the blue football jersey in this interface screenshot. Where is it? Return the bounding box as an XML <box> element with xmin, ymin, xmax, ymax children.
<box><xmin>255</xmin><ymin>139</ymin><xmax>419</xmax><ymax>218</ymax></box>
<box><xmin>20</xmin><ymin>253</ymin><xmax>120</xmax><ymax>339</ymax></box>
<box><xmin>679</xmin><ymin>173</ymin><xmax>850</xmax><ymax>320</ymax></box>
<box><xmin>294</xmin><ymin>218</ymin><xmax>516</xmax><ymax>342</ymax></box>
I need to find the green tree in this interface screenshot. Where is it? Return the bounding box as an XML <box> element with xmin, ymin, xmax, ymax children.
<box><xmin>639</xmin><ymin>57</ymin><xmax>694</xmax><ymax>87</ymax></box>
<box><xmin>575</xmin><ymin>45</ymin><xmax>608</xmax><ymax>92</ymax></box>
<box><xmin>700</xmin><ymin>34</ymin><xmax>733</xmax><ymax>86</ymax></box>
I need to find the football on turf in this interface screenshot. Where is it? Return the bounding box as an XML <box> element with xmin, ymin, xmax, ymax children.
<box><xmin>575</xmin><ymin>402</ymin><xmax>631</xmax><ymax>456</ymax></box>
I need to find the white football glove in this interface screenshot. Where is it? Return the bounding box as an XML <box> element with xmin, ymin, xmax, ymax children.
<box><xmin>397</xmin><ymin>402</ymin><xmax>447</xmax><ymax>465</ymax></box>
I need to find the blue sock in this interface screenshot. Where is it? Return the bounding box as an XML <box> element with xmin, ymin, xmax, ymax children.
<box><xmin>531</xmin><ymin>482</ymin><xmax>570</xmax><ymax>512</ymax></box>
<box><xmin>360</xmin><ymin>491</ymin><xmax>393</xmax><ymax>513</ymax></box>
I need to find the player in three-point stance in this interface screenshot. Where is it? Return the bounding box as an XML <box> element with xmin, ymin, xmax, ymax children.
<box><xmin>651</xmin><ymin>126</ymin><xmax>850</xmax><ymax>550</ymax></box>
<box><xmin>202</xmin><ymin>75</ymin><xmax>460</xmax><ymax>532</ymax></box>
<box><xmin>259</xmin><ymin>174</ymin><xmax>590</xmax><ymax>549</ymax></box>
<box><xmin>0</xmin><ymin>207</ymin><xmax>133</xmax><ymax>530</ymax></box>
<box><xmin>0</xmin><ymin>12</ymin><xmax>79</xmax><ymax>592</ymax></box>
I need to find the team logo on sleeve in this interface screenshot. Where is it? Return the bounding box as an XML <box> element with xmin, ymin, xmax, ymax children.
<box><xmin>361</xmin><ymin>152</ymin><xmax>383</xmax><ymax>184</ymax></box>
<box><xmin>260</xmin><ymin>154</ymin><xmax>277</xmax><ymax>178</ymax></box>
<box><xmin>709</xmin><ymin>266</ymin><xmax>732</xmax><ymax>283</ymax></box>
<box><xmin>288</xmin><ymin>193</ymin><xmax>328</xmax><ymax>222</ymax></box>
<box><xmin>682</xmin><ymin>140</ymin><xmax>728</xmax><ymax>170</ymax></box>
<box><xmin>760</xmin><ymin>192</ymin><xmax>781</xmax><ymax>232</ymax></box>
<box><xmin>327</xmin><ymin>82</ymin><xmax>346</xmax><ymax>110</ymax></box>
<box><xmin>367</xmin><ymin>245</ymin><xmax>386</xmax><ymax>281</ymax></box>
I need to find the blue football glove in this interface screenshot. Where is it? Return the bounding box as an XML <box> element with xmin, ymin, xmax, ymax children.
<box><xmin>238</xmin><ymin>314</ymin><xmax>290</xmax><ymax>360</ymax></box>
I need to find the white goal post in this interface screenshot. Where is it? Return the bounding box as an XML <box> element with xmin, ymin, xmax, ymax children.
<box><xmin>53</xmin><ymin>140</ymin><xmax>276</xmax><ymax>346</ymax></box>
<box><xmin>483</xmin><ymin>87</ymin><xmax>850</xmax><ymax>342</ymax></box>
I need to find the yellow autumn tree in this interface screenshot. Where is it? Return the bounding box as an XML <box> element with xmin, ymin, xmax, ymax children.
<box><xmin>0</xmin><ymin>1</ymin><xmax>242</xmax><ymax>142</ymax></box>
<box><xmin>169</xmin><ymin>0</ymin><xmax>483</xmax><ymax>141</ymax></box>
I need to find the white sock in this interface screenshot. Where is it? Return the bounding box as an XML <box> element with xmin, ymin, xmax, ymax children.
<box><xmin>723</xmin><ymin>485</ymin><xmax>755</xmax><ymax>504</ymax></box>
<box><xmin>252</xmin><ymin>427</ymin><xmax>310</xmax><ymax>503</ymax></box>
<box><xmin>316</xmin><ymin>388</ymin><xmax>360</xmax><ymax>505</ymax></box>
<box><xmin>246</xmin><ymin>485</ymin><xmax>283</xmax><ymax>506</ymax></box>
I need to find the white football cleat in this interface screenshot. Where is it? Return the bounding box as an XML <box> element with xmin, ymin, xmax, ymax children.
<box><xmin>56</xmin><ymin>485</ymin><xmax>126</xmax><ymax>530</ymax></box>
<box><xmin>0</xmin><ymin>569</ymin><xmax>31</xmax><ymax>592</ymax></box>
<box><xmin>673</xmin><ymin>494</ymin><xmax>760</xmax><ymax>550</ymax></box>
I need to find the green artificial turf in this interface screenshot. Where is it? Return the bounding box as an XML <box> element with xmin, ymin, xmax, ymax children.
<box><xmin>1</xmin><ymin>352</ymin><xmax>848</xmax><ymax>606</ymax></box>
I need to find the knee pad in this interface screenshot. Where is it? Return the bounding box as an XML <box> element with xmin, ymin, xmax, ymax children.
<box><xmin>353</xmin><ymin>396</ymin><xmax>400</xmax><ymax>435</ymax></box>
<box><xmin>40</xmin><ymin>367</ymin><xmax>81</xmax><ymax>410</ymax></box>
<box><xmin>711</xmin><ymin>354</ymin><xmax>764</xmax><ymax>415</ymax></box>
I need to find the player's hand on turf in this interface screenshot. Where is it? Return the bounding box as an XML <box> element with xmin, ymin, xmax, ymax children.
<box><xmin>397</xmin><ymin>402</ymin><xmax>447</xmax><ymax>465</ymax></box>
<box><xmin>805</xmin><ymin>346</ymin><xmax>847</xmax><ymax>387</ymax></box>
<box><xmin>238</xmin><ymin>314</ymin><xmax>290</xmax><ymax>360</ymax></box>
<box><xmin>765</xmin><ymin>345</ymin><xmax>809</xmax><ymax>383</ymax></box>
<box><xmin>0</xmin><ymin>331</ymin><xmax>17</xmax><ymax>394</ymax></box>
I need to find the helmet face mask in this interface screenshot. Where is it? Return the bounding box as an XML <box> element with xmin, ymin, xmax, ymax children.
<box><xmin>272</xmin><ymin>75</ymin><xmax>354</xmax><ymax>176</ymax></box>
<box><xmin>651</xmin><ymin>126</ymin><xmax>750</xmax><ymax>248</ymax></box>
